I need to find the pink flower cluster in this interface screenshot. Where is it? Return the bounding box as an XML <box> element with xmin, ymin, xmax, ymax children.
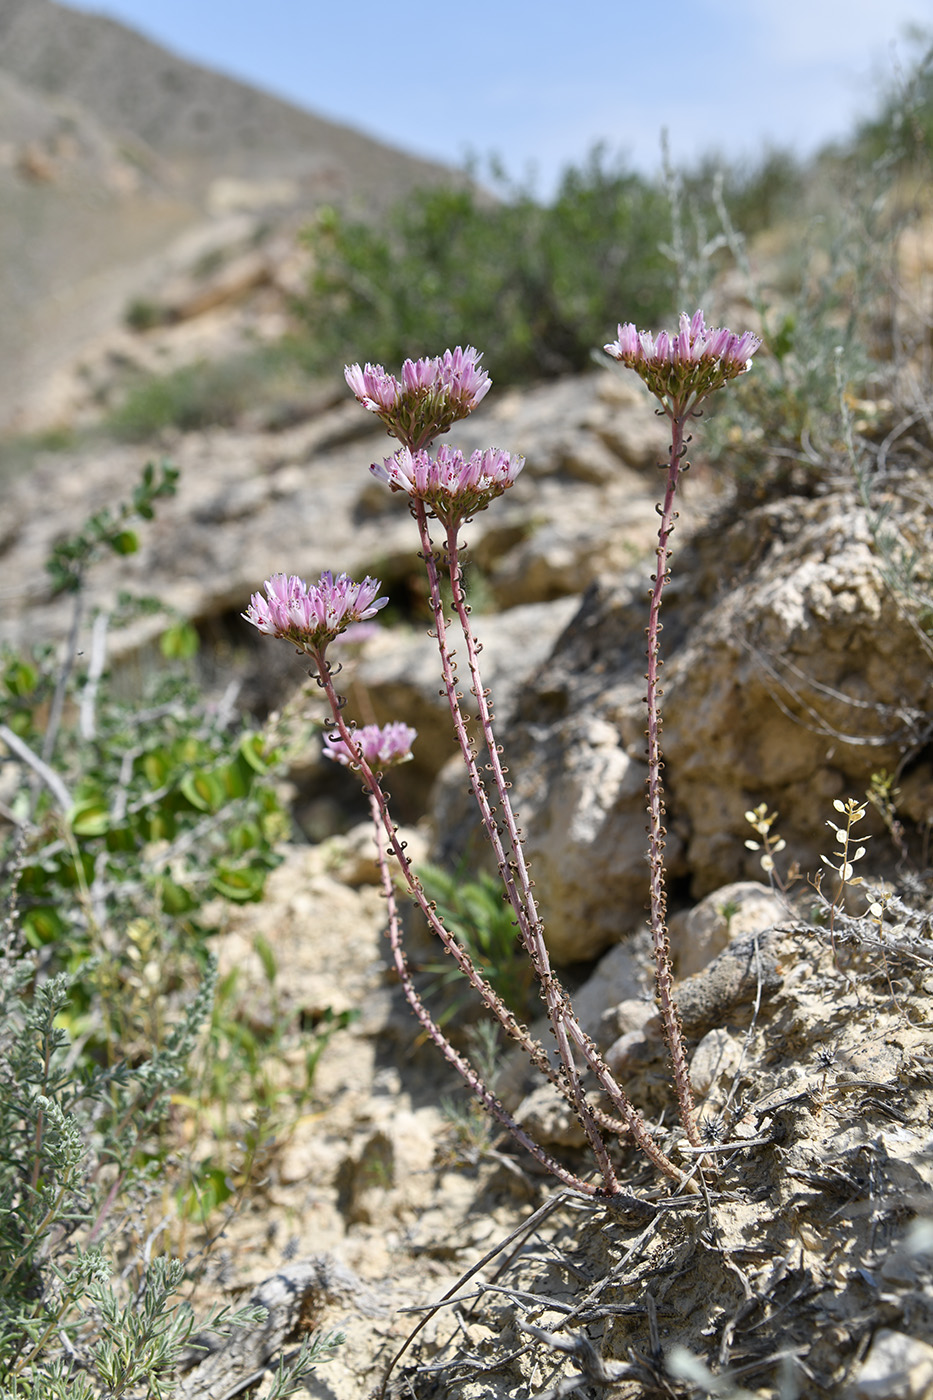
<box><xmin>371</xmin><ymin>443</ymin><xmax>524</xmax><ymax>524</ymax></box>
<box><xmin>325</xmin><ymin>722</ymin><xmax>417</xmax><ymax>769</ymax></box>
<box><xmin>605</xmin><ymin>311</ymin><xmax>761</xmax><ymax>413</ymax></box>
<box><xmin>344</xmin><ymin>347</ymin><xmax>491</xmax><ymax>450</ymax></box>
<box><xmin>243</xmin><ymin>570</ymin><xmax>387</xmax><ymax>655</ymax></box>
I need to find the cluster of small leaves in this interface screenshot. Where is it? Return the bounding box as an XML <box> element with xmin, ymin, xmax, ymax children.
<box><xmin>417</xmin><ymin>863</ymin><xmax>537</xmax><ymax>1025</ymax></box>
<box><xmin>299</xmin><ymin>149</ymin><xmax>675</xmax><ymax>387</ymax></box>
<box><xmin>3</xmin><ymin>651</ymin><xmax>285</xmax><ymax>968</ymax></box>
<box><xmin>46</xmin><ymin>461</ymin><xmax>179</xmax><ymax>595</ymax></box>
<box><xmin>0</xmin><ymin>933</ymin><xmax>209</xmax><ymax>1396</ymax></box>
<box><xmin>744</xmin><ymin>803</ymin><xmax>786</xmax><ymax>877</ymax></box>
<box><xmin>743</xmin><ymin>794</ymin><xmax>926</xmax><ymax>975</ymax></box>
<box><xmin>3</xmin><ymin>460</ymin><xmax>286</xmax><ymax>960</ymax></box>
<box><xmin>816</xmin><ymin>796</ymin><xmax>874</xmax><ymax>960</ymax></box>
<box><xmin>821</xmin><ymin>797</ymin><xmax>871</xmax><ymax>889</ymax></box>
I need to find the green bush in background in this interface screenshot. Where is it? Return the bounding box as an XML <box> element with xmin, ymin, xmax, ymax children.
<box><xmin>299</xmin><ymin>148</ymin><xmax>674</xmax><ymax>386</ymax></box>
<box><xmin>0</xmin><ymin>465</ymin><xmax>345</xmax><ymax>1394</ymax></box>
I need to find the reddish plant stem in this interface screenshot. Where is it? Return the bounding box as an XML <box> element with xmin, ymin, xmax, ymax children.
<box><xmin>413</xmin><ymin>504</ymin><xmax>617</xmax><ymax>1189</ymax></box>
<box><xmin>367</xmin><ymin>791</ymin><xmax>600</xmax><ymax>1196</ymax></box>
<box><xmin>439</xmin><ymin>515</ymin><xmax>693</xmax><ymax>1186</ymax></box>
<box><xmin>646</xmin><ymin>413</ymin><xmax>700</xmax><ymax>1149</ymax></box>
<box><xmin>313</xmin><ymin>653</ymin><xmax>561</xmax><ymax>1088</ymax></box>
<box><xmin>442</xmin><ymin>519</ymin><xmax>540</xmax><ymax>944</ymax></box>
<box><xmin>319</xmin><ymin>639</ymin><xmax>687</xmax><ymax>1185</ymax></box>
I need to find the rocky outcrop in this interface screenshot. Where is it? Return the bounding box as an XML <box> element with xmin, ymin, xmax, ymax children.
<box><xmin>475</xmin><ymin>485</ymin><xmax>931</xmax><ymax>962</ymax></box>
<box><xmin>663</xmin><ymin>495</ymin><xmax>929</xmax><ymax>894</ymax></box>
<box><xmin>5</xmin><ymin>286</ymin><xmax>928</xmax><ymax>970</ymax></box>
<box><xmin>0</xmin><ymin>371</ymin><xmax>675</xmax><ymax>667</ymax></box>
<box><xmin>0</xmin><ymin>0</ymin><xmax>461</xmax><ymax>432</ymax></box>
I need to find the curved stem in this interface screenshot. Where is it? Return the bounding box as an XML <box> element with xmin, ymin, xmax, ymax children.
<box><xmin>415</xmin><ymin>505</ymin><xmax>615</xmax><ymax>1189</ymax></box>
<box><xmin>313</xmin><ymin>651</ymin><xmax>558</xmax><ymax>1085</ymax></box>
<box><xmin>319</xmin><ymin>635</ymin><xmax>687</xmax><ymax>1185</ymax></box>
<box><xmin>367</xmin><ymin>790</ymin><xmax>600</xmax><ymax>1196</ymax></box>
<box><xmin>442</xmin><ymin>518</ymin><xmax>693</xmax><ymax>1186</ymax></box>
<box><xmin>646</xmin><ymin>414</ymin><xmax>700</xmax><ymax>1148</ymax></box>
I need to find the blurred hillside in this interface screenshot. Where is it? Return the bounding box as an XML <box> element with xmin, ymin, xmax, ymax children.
<box><xmin>0</xmin><ymin>0</ymin><xmax>458</xmax><ymax>432</ymax></box>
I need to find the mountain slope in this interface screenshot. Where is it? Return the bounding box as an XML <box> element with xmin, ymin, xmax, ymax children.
<box><xmin>0</xmin><ymin>0</ymin><xmax>458</xmax><ymax>432</ymax></box>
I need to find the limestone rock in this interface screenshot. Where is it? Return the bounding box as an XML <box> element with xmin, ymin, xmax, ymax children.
<box><xmin>500</xmin><ymin>713</ymin><xmax>664</xmax><ymax>964</ymax></box>
<box><xmin>668</xmin><ymin>880</ymin><xmax>785</xmax><ymax>979</ymax></box>
<box><xmin>354</xmin><ymin>595</ymin><xmax>581</xmax><ymax>787</ymax></box>
<box><xmin>849</xmin><ymin>1329</ymin><xmax>933</xmax><ymax>1399</ymax></box>
<box><xmin>513</xmin><ymin>1083</ymin><xmax>588</xmax><ymax>1148</ymax></box>
<box><xmin>689</xmin><ymin>1026</ymin><xmax>743</xmax><ymax>1100</ymax></box>
<box><xmin>569</xmin><ymin>940</ymin><xmax>652</xmax><ymax>1041</ymax></box>
<box><xmin>662</xmin><ymin>495</ymin><xmax>926</xmax><ymax>896</ymax></box>
<box><xmin>604</xmin><ymin>1001</ymin><xmax>662</xmax><ymax>1079</ymax></box>
<box><xmin>487</xmin><ymin>489</ymin><xmax>929</xmax><ymax>961</ymax></box>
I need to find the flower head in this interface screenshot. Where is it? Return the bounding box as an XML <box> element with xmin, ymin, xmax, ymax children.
<box><xmin>243</xmin><ymin>570</ymin><xmax>387</xmax><ymax>656</ymax></box>
<box><xmin>605</xmin><ymin>311</ymin><xmax>761</xmax><ymax>415</ymax></box>
<box><xmin>324</xmin><ymin>721</ymin><xmax>417</xmax><ymax>770</ymax></box>
<box><xmin>371</xmin><ymin>443</ymin><xmax>524</xmax><ymax>525</ymax></box>
<box><xmin>344</xmin><ymin>347</ymin><xmax>491</xmax><ymax>450</ymax></box>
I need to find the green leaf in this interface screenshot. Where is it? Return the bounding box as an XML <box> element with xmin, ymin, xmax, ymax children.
<box><xmin>70</xmin><ymin>798</ymin><xmax>111</xmax><ymax>837</ymax></box>
<box><xmin>238</xmin><ymin>732</ymin><xmax>275</xmax><ymax>774</ymax></box>
<box><xmin>160</xmin><ymin>621</ymin><xmax>200</xmax><ymax>660</ymax></box>
<box><xmin>7</xmin><ymin>708</ymin><xmax>35</xmax><ymax>736</ymax></box>
<box><xmin>160</xmin><ymin>879</ymin><xmax>197</xmax><ymax>915</ymax></box>
<box><xmin>180</xmin><ymin>770</ymin><xmax>227</xmax><ymax>813</ymax></box>
<box><xmin>211</xmin><ymin>864</ymin><xmax>267</xmax><ymax>903</ymax></box>
<box><xmin>110</xmin><ymin>529</ymin><xmax>139</xmax><ymax>556</ymax></box>
<box><xmin>227</xmin><ymin>818</ymin><xmax>261</xmax><ymax>855</ymax></box>
<box><xmin>23</xmin><ymin>906</ymin><xmax>66</xmax><ymax>946</ymax></box>
<box><xmin>221</xmin><ymin>758</ymin><xmax>251</xmax><ymax>801</ymax></box>
<box><xmin>141</xmin><ymin>747</ymin><xmax>171</xmax><ymax>785</ymax></box>
<box><xmin>3</xmin><ymin>659</ymin><xmax>38</xmax><ymax>696</ymax></box>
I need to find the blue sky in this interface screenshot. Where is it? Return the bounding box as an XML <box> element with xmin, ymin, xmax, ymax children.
<box><xmin>65</xmin><ymin>0</ymin><xmax>933</xmax><ymax>196</ymax></box>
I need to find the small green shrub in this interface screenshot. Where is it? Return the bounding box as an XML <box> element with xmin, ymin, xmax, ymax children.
<box><xmin>105</xmin><ymin>344</ymin><xmax>319</xmax><ymax>441</ymax></box>
<box><xmin>0</xmin><ymin>464</ymin><xmax>345</xmax><ymax>1392</ymax></box>
<box><xmin>2</xmin><ymin>474</ymin><xmax>287</xmax><ymax>1059</ymax></box>
<box><xmin>0</xmin><ymin>931</ymin><xmax>342</xmax><ymax>1396</ymax></box>
<box><xmin>0</xmin><ymin>942</ymin><xmax>226</xmax><ymax>1398</ymax></box>
<box><xmin>417</xmin><ymin>862</ymin><xmax>536</xmax><ymax>1023</ymax></box>
<box><xmin>123</xmin><ymin>298</ymin><xmax>163</xmax><ymax>332</ymax></box>
<box><xmin>299</xmin><ymin>149</ymin><xmax>675</xmax><ymax>386</ymax></box>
